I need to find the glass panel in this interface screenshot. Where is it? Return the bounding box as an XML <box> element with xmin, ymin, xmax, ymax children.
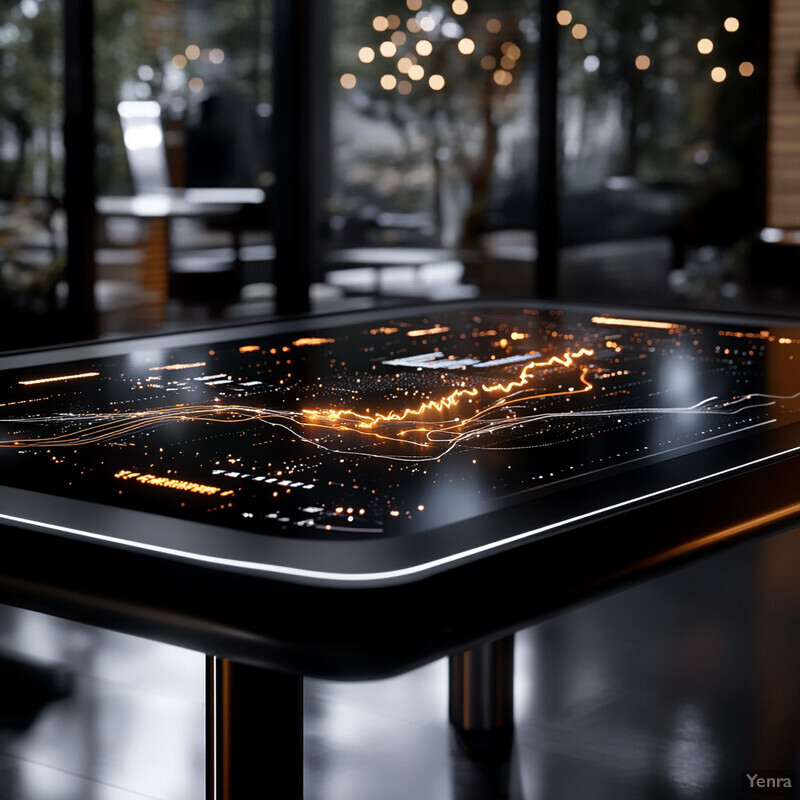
<box><xmin>0</xmin><ymin>0</ymin><xmax>66</xmax><ymax>345</ymax></box>
<box><xmin>556</xmin><ymin>0</ymin><xmax>764</xmax><ymax>311</ymax></box>
<box><xmin>328</xmin><ymin>0</ymin><xmax>538</xmax><ymax>301</ymax></box>
<box><xmin>94</xmin><ymin>0</ymin><xmax>273</xmax><ymax>334</ymax></box>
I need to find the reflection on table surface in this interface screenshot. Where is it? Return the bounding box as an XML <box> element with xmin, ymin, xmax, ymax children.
<box><xmin>2</xmin><ymin>303</ymin><xmax>800</xmax><ymax>546</ymax></box>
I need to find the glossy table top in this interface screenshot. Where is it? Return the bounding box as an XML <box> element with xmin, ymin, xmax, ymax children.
<box><xmin>2</xmin><ymin>300</ymin><xmax>800</xmax><ymax>676</ymax></box>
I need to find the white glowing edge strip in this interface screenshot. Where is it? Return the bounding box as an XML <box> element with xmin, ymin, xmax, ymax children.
<box><xmin>1</xmin><ymin>437</ymin><xmax>797</xmax><ymax>586</ymax></box>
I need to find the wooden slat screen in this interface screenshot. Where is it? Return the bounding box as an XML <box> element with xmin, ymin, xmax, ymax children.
<box><xmin>767</xmin><ymin>0</ymin><xmax>800</xmax><ymax>229</ymax></box>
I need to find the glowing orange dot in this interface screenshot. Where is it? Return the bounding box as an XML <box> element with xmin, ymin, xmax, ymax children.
<box><xmin>397</xmin><ymin>56</ymin><xmax>414</xmax><ymax>74</ymax></box>
<box><xmin>386</xmin><ymin>14</ymin><xmax>401</xmax><ymax>29</ymax></box>
<box><xmin>373</xmin><ymin>16</ymin><xmax>389</xmax><ymax>31</ymax></box>
<box><xmin>724</xmin><ymin>17</ymin><xmax>739</xmax><ymax>32</ymax></box>
<box><xmin>556</xmin><ymin>9</ymin><xmax>572</xmax><ymax>25</ymax></box>
<box><xmin>739</xmin><ymin>61</ymin><xmax>754</xmax><ymax>77</ymax></box>
<box><xmin>408</xmin><ymin>64</ymin><xmax>425</xmax><ymax>81</ymax></box>
<box><xmin>428</xmin><ymin>74</ymin><xmax>445</xmax><ymax>90</ymax></box>
<box><xmin>380</xmin><ymin>41</ymin><xmax>397</xmax><ymax>57</ymax></box>
<box><xmin>452</xmin><ymin>0</ymin><xmax>468</xmax><ymax>14</ymax></box>
<box><xmin>380</xmin><ymin>74</ymin><xmax>398</xmax><ymax>90</ymax></box>
<box><xmin>711</xmin><ymin>66</ymin><xmax>726</xmax><ymax>82</ymax></box>
<box><xmin>635</xmin><ymin>54</ymin><xmax>650</xmax><ymax>70</ymax></box>
<box><xmin>340</xmin><ymin>73</ymin><xmax>356</xmax><ymax>89</ymax></box>
<box><xmin>406</xmin><ymin>0</ymin><xmax>422</xmax><ymax>9</ymax></box>
<box><xmin>397</xmin><ymin>80</ymin><xmax>412</xmax><ymax>95</ymax></box>
<box><xmin>493</xmin><ymin>69</ymin><xmax>512</xmax><ymax>86</ymax></box>
<box><xmin>486</xmin><ymin>18</ymin><xmax>502</xmax><ymax>33</ymax></box>
<box><xmin>458</xmin><ymin>37</ymin><xmax>475</xmax><ymax>55</ymax></box>
<box><xmin>571</xmin><ymin>23</ymin><xmax>588</xmax><ymax>39</ymax></box>
<box><xmin>697</xmin><ymin>38</ymin><xmax>714</xmax><ymax>54</ymax></box>
<box><xmin>358</xmin><ymin>46</ymin><xmax>375</xmax><ymax>63</ymax></box>
<box><xmin>416</xmin><ymin>39</ymin><xmax>433</xmax><ymax>56</ymax></box>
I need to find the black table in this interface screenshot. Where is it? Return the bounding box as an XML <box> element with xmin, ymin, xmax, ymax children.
<box><xmin>2</xmin><ymin>299</ymin><xmax>800</xmax><ymax>798</ymax></box>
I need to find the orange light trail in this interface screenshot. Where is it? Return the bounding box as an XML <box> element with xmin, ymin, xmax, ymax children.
<box><xmin>0</xmin><ymin>397</ymin><xmax>45</xmax><ymax>408</ymax></box>
<box><xmin>19</xmin><ymin>372</ymin><xmax>99</xmax><ymax>386</ymax></box>
<box><xmin>292</xmin><ymin>338</ymin><xmax>335</xmax><ymax>346</ymax></box>
<box><xmin>0</xmin><ymin>351</ymin><xmax>596</xmax><ymax>461</ymax></box>
<box><xmin>238</xmin><ymin>346</ymin><xmax>260</xmax><ymax>353</ymax></box>
<box><xmin>481</xmin><ymin>349</ymin><xmax>593</xmax><ymax>394</ymax></box>
<box><xmin>305</xmin><ymin>385</ymin><xmax>480</xmax><ymax>429</ymax></box>
<box><xmin>591</xmin><ymin>316</ymin><xmax>678</xmax><ymax>330</ymax></box>
<box><xmin>0</xmin><ymin>404</ymin><xmax>290</xmax><ymax>448</ymax></box>
<box><xmin>303</xmin><ymin>348</ymin><xmax>594</xmax><ymax>430</ymax></box>
<box><xmin>149</xmin><ymin>362</ymin><xmax>206</xmax><ymax>371</ymax></box>
<box><xmin>718</xmin><ymin>330</ymin><xmax>771</xmax><ymax>340</ymax></box>
<box><xmin>407</xmin><ymin>325</ymin><xmax>450</xmax><ymax>337</ymax></box>
<box><xmin>115</xmin><ymin>469</ymin><xmax>224</xmax><ymax>495</ymax></box>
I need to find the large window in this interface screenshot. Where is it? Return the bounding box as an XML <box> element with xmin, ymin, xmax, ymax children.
<box><xmin>0</xmin><ymin>0</ymin><xmax>65</xmax><ymax>344</ymax></box>
<box><xmin>0</xmin><ymin>0</ymin><xmax>777</xmax><ymax>346</ymax></box>
<box><xmin>92</xmin><ymin>0</ymin><xmax>274</xmax><ymax>333</ymax></box>
<box><xmin>96</xmin><ymin>0</ymin><xmax>273</xmax><ymax>196</ymax></box>
<box><xmin>555</xmin><ymin>1</ymin><xmax>764</xmax><ymax>308</ymax></box>
<box><xmin>324</xmin><ymin>0</ymin><xmax>766</xmax><ymax>309</ymax></box>
<box><xmin>327</xmin><ymin>0</ymin><xmax>537</xmax><ymax>298</ymax></box>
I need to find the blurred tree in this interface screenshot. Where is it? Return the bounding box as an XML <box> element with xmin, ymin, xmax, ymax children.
<box><xmin>333</xmin><ymin>0</ymin><xmax>536</xmax><ymax>249</ymax></box>
<box><xmin>0</xmin><ymin>0</ymin><xmax>63</xmax><ymax>197</ymax></box>
<box><xmin>561</xmin><ymin>0</ymin><xmax>758</xmax><ymax>184</ymax></box>
<box><xmin>334</xmin><ymin>0</ymin><xmax>761</xmax><ymax>252</ymax></box>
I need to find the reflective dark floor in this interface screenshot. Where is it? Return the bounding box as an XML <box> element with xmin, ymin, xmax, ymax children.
<box><xmin>2</xmin><ymin>524</ymin><xmax>800</xmax><ymax>799</ymax></box>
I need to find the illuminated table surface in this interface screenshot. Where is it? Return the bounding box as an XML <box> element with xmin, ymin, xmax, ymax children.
<box><xmin>3</xmin><ymin>299</ymin><xmax>800</xmax><ymax>796</ymax></box>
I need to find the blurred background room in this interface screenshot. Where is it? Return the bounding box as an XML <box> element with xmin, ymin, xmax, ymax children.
<box><xmin>2</xmin><ymin>0</ymin><xmax>795</xmax><ymax>347</ymax></box>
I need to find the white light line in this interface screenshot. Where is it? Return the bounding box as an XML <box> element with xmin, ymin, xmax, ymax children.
<box><xmin>1</xmin><ymin>436</ymin><xmax>797</xmax><ymax>585</ymax></box>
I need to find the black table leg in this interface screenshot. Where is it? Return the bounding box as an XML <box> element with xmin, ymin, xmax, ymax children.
<box><xmin>206</xmin><ymin>656</ymin><xmax>303</xmax><ymax>799</ymax></box>
<box><xmin>449</xmin><ymin>635</ymin><xmax>514</xmax><ymax>760</ymax></box>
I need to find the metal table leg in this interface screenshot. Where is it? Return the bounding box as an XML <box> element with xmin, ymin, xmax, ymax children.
<box><xmin>449</xmin><ymin>635</ymin><xmax>514</xmax><ymax>760</ymax></box>
<box><xmin>206</xmin><ymin>656</ymin><xmax>303</xmax><ymax>799</ymax></box>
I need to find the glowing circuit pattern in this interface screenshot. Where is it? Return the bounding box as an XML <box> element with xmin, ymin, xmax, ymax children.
<box><xmin>2</xmin><ymin>305</ymin><xmax>800</xmax><ymax>538</ymax></box>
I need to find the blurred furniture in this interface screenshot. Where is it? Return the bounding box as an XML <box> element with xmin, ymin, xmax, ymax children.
<box><xmin>103</xmin><ymin>101</ymin><xmax>268</xmax><ymax>318</ymax></box>
<box><xmin>471</xmin><ymin>177</ymin><xmax>690</xmax><ymax>295</ymax></box>
<box><xmin>0</xmin><ymin>197</ymin><xmax>66</xmax><ymax>337</ymax></box>
<box><xmin>96</xmin><ymin>192</ymin><xmax>263</xmax><ymax>318</ymax></box>
<box><xmin>325</xmin><ymin>246</ymin><xmax>478</xmax><ymax>299</ymax></box>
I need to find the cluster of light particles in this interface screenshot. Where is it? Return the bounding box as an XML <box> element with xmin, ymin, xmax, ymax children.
<box><xmin>1</xmin><ymin>306</ymin><xmax>800</xmax><ymax>539</ymax></box>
